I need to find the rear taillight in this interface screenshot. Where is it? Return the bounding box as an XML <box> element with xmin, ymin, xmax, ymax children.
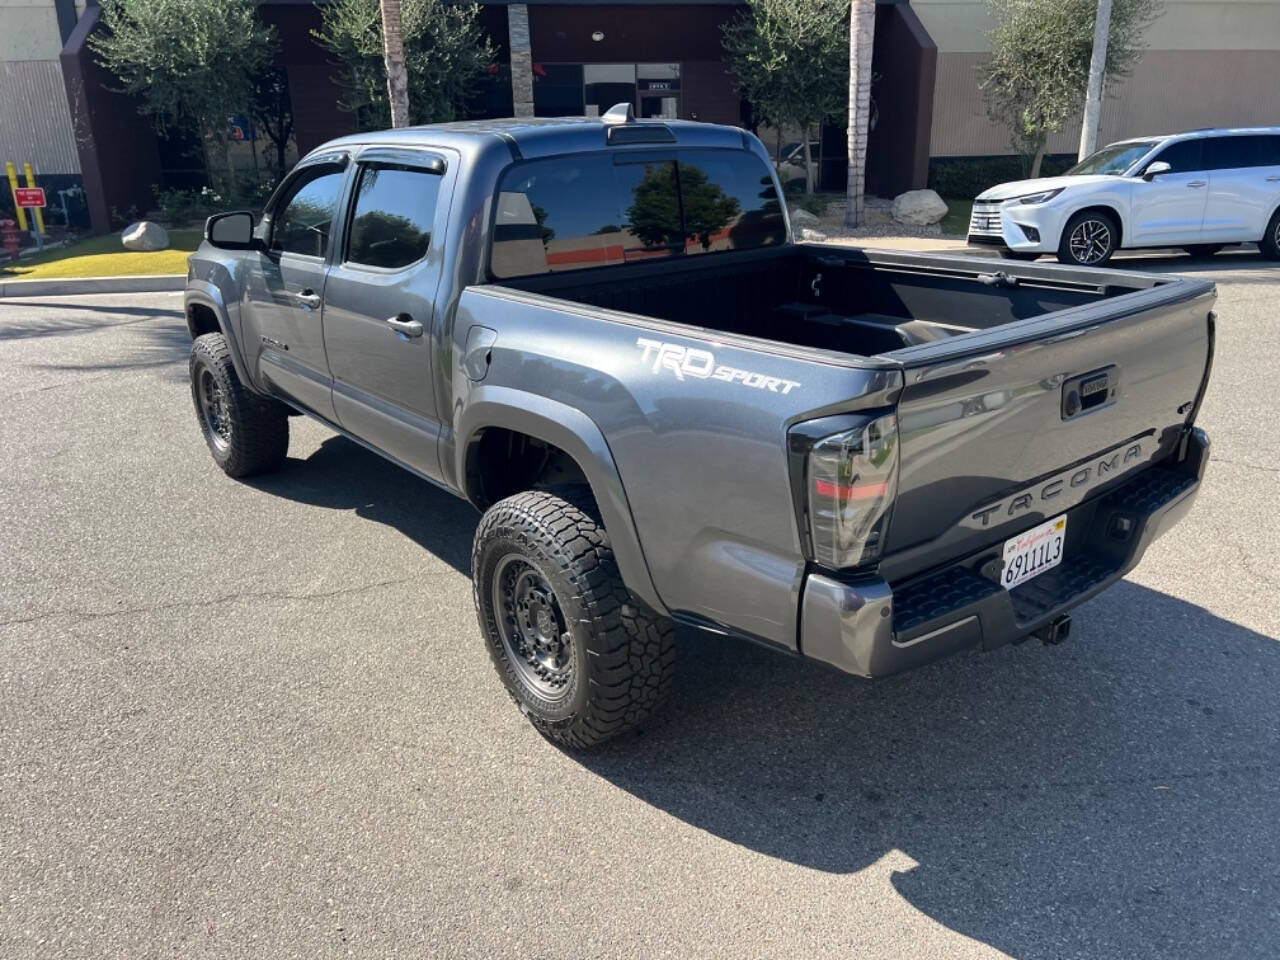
<box><xmin>788</xmin><ymin>411</ymin><xmax>899</xmax><ymax>569</ymax></box>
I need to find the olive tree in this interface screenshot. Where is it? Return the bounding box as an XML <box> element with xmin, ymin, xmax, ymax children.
<box><xmin>314</xmin><ymin>0</ymin><xmax>494</xmax><ymax>130</ymax></box>
<box><xmin>723</xmin><ymin>0</ymin><xmax>848</xmax><ymax>194</ymax></box>
<box><xmin>91</xmin><ymin>0</ymin><xmax>275</xmax><ymax>196</ymax></box>
<box><xmin>981</xmin><ymin>0</ymin><xmax>1160</xmax><ymax>177</ymax></box>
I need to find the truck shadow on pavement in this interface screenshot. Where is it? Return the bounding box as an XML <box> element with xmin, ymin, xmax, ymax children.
<box><xmin>577</xmin><ymin>583</ymin><xmax>1280</xmax><ymax>959</ymax></box>
<box><xmin>248</xmin><ymin>435</ymin><xmax>479</xmax><ymax>576</ymax></box>
<box><xmin>240</xmin><ymin>437</ymin><xmax>1277</xmax><ymax>956</ymax></box>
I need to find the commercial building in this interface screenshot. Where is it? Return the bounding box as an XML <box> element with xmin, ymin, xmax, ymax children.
<box><xmin>1</xmin><ymin>0</ymin><xmax>1276</xmax><ymax>233</ymax></box>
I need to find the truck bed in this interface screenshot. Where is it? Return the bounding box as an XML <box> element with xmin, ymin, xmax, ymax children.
<box><xmin>493</xmin><ymin>243</ymin><xmax>1150</xmax><ymax>360</ymax></box>
<box><xmin>481</xmin><ymin>243</ymin><xmax>1214</xmax><ymax>632</ymax></box>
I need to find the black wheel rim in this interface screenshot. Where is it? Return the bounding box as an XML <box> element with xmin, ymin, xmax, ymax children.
<box><xmin>197</xmin><ymin>367</ymin><xmax>231</xmax><ymax>452</ymax></box>
<box><xmin>492</xmin><ymin>554</ymin><xmax>574</xmax><ymax>699</ymax></box>
<box><xmin>1068</xmin><ymin>218</ymin><xmax>1112</xmax><ymax>265</ymax></box>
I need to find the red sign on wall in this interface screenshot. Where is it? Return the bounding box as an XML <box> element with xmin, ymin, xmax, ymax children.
<box><xmin>14</xmin><ymin>187</ymin><xmax>46</xmax><ymax>208</ymax></box>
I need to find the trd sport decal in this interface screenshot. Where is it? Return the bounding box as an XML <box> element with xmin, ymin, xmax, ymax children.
<box><xmin>636</xmin><ymin>338</ymin><xmax>801</xmax><ymax>395</ymax></box>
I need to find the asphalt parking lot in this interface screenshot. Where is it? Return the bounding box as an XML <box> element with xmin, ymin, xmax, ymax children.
<box><xmin>2</xmin><ymin>248</ymin><xmax>1277</xmax><ymax>959</ymax></box>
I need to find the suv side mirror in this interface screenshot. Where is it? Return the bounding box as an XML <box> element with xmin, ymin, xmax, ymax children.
<box><xmin>205</xmin><ymin>210</ymin><xmax>261</xmax><ymax>250</ymax></box>
<box><xmin>1142</xmin><ymin>161</ymin><xmax>1172</xmax><ymax>182</ymax></box>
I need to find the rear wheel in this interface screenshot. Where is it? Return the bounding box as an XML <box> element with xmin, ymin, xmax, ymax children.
<box><xmin>472</xmin><ymin>489</ymin><xmax>676</xmax><ymax>748</ymax></box>
<box><xmin>189</xmin><ymin>333</ymin><xmax>289</xmax><ymax>478</ymax></box>
<box><xmin>1260</xmin><ymin>209</ymin><xmax>1280</xmax><ymax>260</ymax></box>
<box><xmin>1057</xmin><ymin>210</ymin><xmax>1119</xmax><ymax>267</ymax></box>
<box><xmin>1183</xmin><ymin>244</ymin><xmax>1224</xmax><ymax>258</ymax></box>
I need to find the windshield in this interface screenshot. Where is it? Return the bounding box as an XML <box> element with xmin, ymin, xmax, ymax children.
<box><xmin>1067</xmin><ymin>141</ymin><xmax>1159</xmax><ymax>176</ymax></box>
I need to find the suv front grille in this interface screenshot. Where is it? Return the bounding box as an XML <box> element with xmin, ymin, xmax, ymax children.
<box><xmin>968</xmin><ymin>201</ymin><xmax>1003</xmax><ymax>238</ymax></box>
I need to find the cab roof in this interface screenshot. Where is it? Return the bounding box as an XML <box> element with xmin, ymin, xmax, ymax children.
<box><xmin>307</xmin><ymin>112</ymin><xmax>754</xmax><ymax>165</ymax></box>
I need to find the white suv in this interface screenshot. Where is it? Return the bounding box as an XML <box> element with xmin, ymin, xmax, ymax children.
<box><xmin>967</xmin><ymin>127</ymin><xmax>1280</xmax><ymax>266</ymax></box>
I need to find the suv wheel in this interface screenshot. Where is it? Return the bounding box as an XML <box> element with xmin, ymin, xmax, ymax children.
<box><xmin>189</xmin><ymin>333</ymin><xmax>289</xmax><ymax>477</ymax></box>
<box><xmin>1057</xmin><ymin>210</ymin><xmax>1118</xmax><ymax>267</ymax></box>
<box><xmin>1260</xmin><ymin>208</ymin><xmax>1280</xmax><ymax>260</ymax></box>
<box><xmin>472</xmin><ymin>489</ymin><xmax>676</xmax><ymax>748</ymax></box>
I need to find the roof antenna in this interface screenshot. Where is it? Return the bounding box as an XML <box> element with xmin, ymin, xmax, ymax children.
<box><xmin>601</xmin><ymin>102</ymin><xmax>635</xmax><ymax>124</ymax></box>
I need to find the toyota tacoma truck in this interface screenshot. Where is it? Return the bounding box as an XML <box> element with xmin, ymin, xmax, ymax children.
<box><xmin>184</xmin><ymin>106</ymin><xmax>1215</xmax><ymax>748</ymax></box>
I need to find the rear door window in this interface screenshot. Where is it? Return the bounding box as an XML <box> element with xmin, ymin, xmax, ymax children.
<box><xmin>490</xmin><ymin>148</ymin><xmax>785</xmax><ymax>278</ymax></box>
<box><xmin>1205</xmin><ymin>136</ymin><xmax>1270</xmax><ymax>170</ymax></box>
<box><xmin>345</xmin><ymin>164</ymin><xmax>442</xmax><ymax>269</ymax></box>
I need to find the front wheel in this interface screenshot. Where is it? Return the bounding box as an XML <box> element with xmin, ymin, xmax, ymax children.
<box><xmin>189</xmin><ymin>333</ymin><xmax>289</xmax><ymax>477</ymax></box>
<box><xmin>472</xmin><ymin>490</ymin><xmax>676</xmax><ymax>749</ymax></box>
<box><xmin>1057</xmin><ymin>210</ymin><xmax>1119</xmax><ymax>267</ymax></box>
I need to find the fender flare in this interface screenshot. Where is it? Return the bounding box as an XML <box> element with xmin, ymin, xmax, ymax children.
<box><xmin>184</xmin><ymin>280</ymin><xmax>255</xmax><ymax>390</ymax></box>
<box><xmin>455</xmin><ymin>385</ymin><xmax>667</xmax><ymax>616</ymax></box>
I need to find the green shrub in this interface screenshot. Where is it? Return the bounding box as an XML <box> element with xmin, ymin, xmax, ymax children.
<box><xmin>928</xmin><ymin>154</ymin><xmax>1077</xmax><ymax>199</ymax></box>
<box><xmin>786</xmin><ymin>186</ymin><xmax>831</xmax><ymax>217</ymax></box>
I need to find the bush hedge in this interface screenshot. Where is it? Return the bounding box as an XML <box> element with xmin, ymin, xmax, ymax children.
<box><xmin>928</xmin><ymin>154</ymin><xmax>1078</xmax><ymax>199</ymax></box>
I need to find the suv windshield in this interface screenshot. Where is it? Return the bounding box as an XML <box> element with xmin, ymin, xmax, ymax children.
<box><xmin>1066</xmin><ymin>141</ymin><xmax>1159</xmax><ymax>176</ymax></box>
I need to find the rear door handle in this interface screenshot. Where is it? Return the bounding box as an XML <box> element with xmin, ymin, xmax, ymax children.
<box><xmin>294</xmin><ymin>289</ymin><xmax>321</xmax><ymax>310</ymax></box>
<box><xmin>385</xmin><ymin>313</ymin><xmax>423</xmax><ymax>338</ymax></box>
<box><xmin>1186</xmin><ymin>180</ymin><xmax>1206</xmax><ymax>188</ymax></box>
<box><xmin>1267</xmin><ymin>176</ymin><xmax>1280</xmax><ymax>182</ymax></box>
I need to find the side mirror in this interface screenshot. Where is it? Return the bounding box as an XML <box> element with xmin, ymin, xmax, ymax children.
<box><xmin>205</xmin><ymin>210</ymin><xmax>260</xmax><ymax>250</ymax></box>
<box><xmin>1142</xmin><ymin>161</ymin><xmax>1172</xmax><ymax>182</ymax></box>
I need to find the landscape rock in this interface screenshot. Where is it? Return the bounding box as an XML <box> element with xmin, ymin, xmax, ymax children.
<box><xmin>121</xmin><ymin>221</ymin><xmax>170</xmax><ymax>252</ymax></box>
<box><xmin>789</xmin><ymin>207</ymin><xmax>820</xmax><ymax>226</ymax></box>
<box><xmin>891</xmin><ymin>189</ymin><xmax>949</xmax><ymax>226</ymax></box>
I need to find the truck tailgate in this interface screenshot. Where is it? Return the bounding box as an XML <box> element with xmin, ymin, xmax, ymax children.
<box><xmin>879</xmin><ymin>278</ymin><xmax>1215</xmax><ymax>581</ymax></box>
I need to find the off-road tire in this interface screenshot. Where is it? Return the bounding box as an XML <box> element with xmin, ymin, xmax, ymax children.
<box><xmin>1259</xmin><ymin>208</ymin><xmax>1280</xmax><ymax>260</ymax></box>
<box><xmin>1056</xmin><ymin>210</ymin><xmax>1119</xmax><ymax>267</ymax></box>
<box><xmin>472</xmin><ymin>489</ymin><xmax>676</xmax><ymax>748</ymax></box>
<box><xmin>189</xmin><ymin>333</ymin><xmax>289</xmax><ymax>478</ymax></box>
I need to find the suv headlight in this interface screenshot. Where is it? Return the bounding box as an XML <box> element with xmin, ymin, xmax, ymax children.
<box><xmin>788</xmin><ymin>411</ymin><xmax>899</xmax><ymax>569</ymax></box>
<box><xmin>1013</xmin><ymin>188</ymin><xmax>1064</xmax><ymax>205</ymax></box>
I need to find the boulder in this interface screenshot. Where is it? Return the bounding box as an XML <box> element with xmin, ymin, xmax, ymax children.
<box><xmin>789</xmin><ymin>207</ymin><xmax>820</xmax><ymax>226</ymax></box>
<box><xmin>121</xmin><ymin>221</ymin><xmax>170</xmax><ymax>251</ymax></box>
<box><xmin>891</xmin><ymin>189</ymin><xmax>948</xmax><ymax>227</ymax></box>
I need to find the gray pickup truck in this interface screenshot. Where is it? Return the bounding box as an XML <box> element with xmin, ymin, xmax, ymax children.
<box><xmin>184</xmin><ymin>107</ymin><xmax>1215</xmax><ymax>748</ymax></box>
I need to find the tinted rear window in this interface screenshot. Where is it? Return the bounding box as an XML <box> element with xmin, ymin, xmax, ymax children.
<box><xmin>1205</xmin><ymin>135</ymin><xmax>1280</xmax><ymax>169</ymax></box>
<box><xmin>490</xmin><ymin>149</ymin><xmax>785</xmax><ymax>278</ymax></box>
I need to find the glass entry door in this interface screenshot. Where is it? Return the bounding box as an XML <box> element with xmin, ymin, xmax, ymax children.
<box><xmin>638</xmin><ymin>63</ymin><xmax>680</xmax><ymax>118</ymax></box>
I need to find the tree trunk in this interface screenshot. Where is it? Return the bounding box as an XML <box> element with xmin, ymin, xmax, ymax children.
<box><xmin>1030</xmin><ymin>140</ymin><xmax>1046</xmax><ymax>179</ymax></box>
<box><xmin>381</xmin><ymin>0</ymin><xmax>410</xmax><ymax>128</ymax></box>
<box><xmin>844</xmin><ymin>0</ymin><xmax>876</xmax><ymax>228</ymax></box>
<box><xmin>1078</xmin><ymin>0</ymin><xmax>1113</xmax><ymax>160</ymax></box>
<box><xmin>802</xmin><ymin>123</ymin><xmax>815</xmax><ymax>195</ymax></box>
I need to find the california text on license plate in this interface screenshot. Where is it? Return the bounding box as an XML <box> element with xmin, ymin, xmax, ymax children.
<box><xmin>1000</xmin><ymin>514</ymin><xmax>1067</xmax><ymax>590</ymax></box>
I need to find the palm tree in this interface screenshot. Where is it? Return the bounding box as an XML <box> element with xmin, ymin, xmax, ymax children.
<box><xmin>380</xmin><ymin>0</ymin><xmax>410</xmax><ymax>128</ymax></box>
<box><xmin>844</xmin><ymin>0</ymin><xmax>876</xmax><ymax>228</ymax></box>
<box><xmin>1078</xmin><ymin>0</ymin><xmax>1113</xmax><ymax>159</ymax></box>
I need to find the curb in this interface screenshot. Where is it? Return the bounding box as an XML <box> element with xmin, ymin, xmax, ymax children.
<box><xmin>0</xmin><ymin>274</ymin><xmax>186</xmax><ymax>298</ymax></box>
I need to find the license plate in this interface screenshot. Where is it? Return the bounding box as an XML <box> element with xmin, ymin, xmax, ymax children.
<box><xmin>1000</xmin><ymin>514</ymin><xmax>1067</xmax><ymax>590</ymax></box>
